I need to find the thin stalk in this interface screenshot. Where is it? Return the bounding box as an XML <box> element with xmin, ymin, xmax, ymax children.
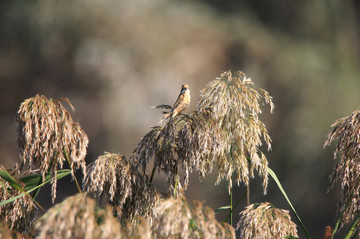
<box><xmin>245</xmin><ymin>156</ymin><xmax>251</xmax><ymax>205</ymax></box>
<box><xmin>230</xmin><ymin>188</ymin><xmax>233</xmax><ymax>226</ymax></box>
<box><xmin>229</xmin><ymin>144</ymin><xmax>234</xmax><ymax>226</ymax></box>
<box><xmin>247</xmin><ymin>182</ymin><xmax>250</xmax><ymax>205</ymax></box>
<box><xmin>331</xmin><ymin>194</ymin><xmax>353</xmax><ymax>239</ymax></box>
<box><xmin>223</xmin><ymin>191</ymin><xmax>247</xmax><ymax>223</ymax></box>
<box><xmin>174</xmin><ymin>173</ymin><xmax>179</xmax><ymax>198</ymax></box>
<box><xmin>64</xmin><ymin>150</ymin><xmax>82</xmax><ymax>194</ymax></box>
<box><xmin>150</xmin><ymin>164</ymin><xmax>156</xmax><ymax>184</ymax></box>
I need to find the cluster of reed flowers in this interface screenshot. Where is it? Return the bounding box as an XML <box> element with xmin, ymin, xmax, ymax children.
<box><xmin>133</xmin><ymin>108</ymin><xmax>218</xmax><ymax>194</ymax></box>
<box><xmin>33</xmin><ymin>192</ymin><xmax>153</xmax><ymax>239</ymax></box>
<box><xmin>0</xmin><ymin>166</ymin><xmax>36</xmax><ymax>233</ymax></box>
<box><xmin>134</xmin><ymin>71</ymin><xmax>274</xmax><ymax>195</ymax></box>
<box><xmin>33</xmin><ymin>193</ymin><xmax>124</xmax><ymax>239</ymax></box>
<box><xmin>324</xmin><ymin>108</ymin><xmax>360</xmax><ymax>227</ymax></box>
<box><xmin>152</xmin><ymin>196</ymin><xmax>235</xmax><ymax>239</ymax></box>
<box><xmin>198</xmin><ymin>71</ymin><xmax>274</xmax><ymax>193</ymax></box>
<box><xmin>83</xmin><ymin>152</ymin><xmax>160</xmax><ymax>224</ymax></box>
<box><xmin>15</xmin><ymin>95</ymin><xmax>88</xmax><ymax>202</ymax></box>
<box><xmin>237</xmin><ymin>202</ymin><xmax>298</xmax><ymax>238</ymax></box>
<box><xmin>0</xmin><ymin>221</ymin><xmax>30</xmax><ymax>239</ymax></box>
<box><xmin>1</xmin><ymin>71</ymin><xmax>280</xmax><ymax>238</ymax></box>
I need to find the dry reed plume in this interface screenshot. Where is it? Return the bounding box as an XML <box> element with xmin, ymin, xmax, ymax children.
<box><xmin>152</xmin><ymin>196</ymin><xmax>235</xmax><ymax>239</ymax></box>
<box><xmin>2</xmin><ymin>72</ymin><xmax>277</xmax><ymax>238</ymax></box>
<box><xmin>134</xmin><ymin>108</ymin><xmax>217</xmax><ymax>194</ymax></box>
<box><xmin>237</xmin><ymin>202</ymin><xmax>298</xmax><ymax>239</ymax></box>
<box><xmin>324</xmin><ymin>108</ymin><xmax>360</xmax><ymax>227</ymax></box>
<box><xmin>15</xmin><ymin>95</ymin><xmax>88</xmax><ymax>202</ymax></box>
<box><xmin>134</xmin><ymin>71</ymin><xmax>273</xmax><ymax>195</ymax></box>
<box><xmin>198</xmin><ymin>71</ymin><xmax>274</xmax><ymax>193</ymax></box>
<box><xmin>33</xmin><ymin>193</ymin><xmax>123</xmax><ymax>239</ymax></box>
<box><xmin>0</xmin><ymin>221</ymin><xmax>31</xmax><ymax>239</ymax></box>
<box><xmin>83</xmin><ymin>152</ymin><xmax>160</xmax><ymax>224</ymax></box>
<box><xmin>0</xmin><ymin>166</ymin><xmax>36</xmax><ymax>233</ymax></box>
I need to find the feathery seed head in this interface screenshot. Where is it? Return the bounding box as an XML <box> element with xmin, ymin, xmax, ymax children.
<box><xmin>82</xmin><ymin>153</ymin><xmax>132</xmax><ymax>216</ymax></box>
<box><xmin>324</xmin><ymin>108</ymin><xmax>360</xmax><ymax>226</ymax></box>
<box><xmin>134</xmin><ymin>71</ymin><xmax>273</xmax><ymax>195</ymax></box>
<box><xmin>33</xmin><ymin>193</ymin><xmax>123</xmax><ymax>239</ymax></box>
<box><xmin>0</xmin><ymin>221</ymin><xmax>31</xmax><ymax>239</ymax></box>
<box><xmin>83</xmin><ymin>153</ymin><xmax>160</xmax><ymax>224</ymax></box>
<box><xmin>153</xmin><ymin>196</ymin><xmax>235</xmax><ymax>239</ymax></box>
<box><xmin>198</xmin><ymin>71</ymin><xmax>273</xmax><ymax>193</ymax></box>
<box><xmin>237</xmin><ymin>202</ymin><xmax>298</xmax><ymax>239</ymax></box>
<box><xmin>0</xmin><ymin>166</ymin><xmax>37</xmax><ymax>233</ymax></box>
<box><xmin>15</xmin><ymin>95</ymin><xmax>88</xmax><ymax>202</ymax></box>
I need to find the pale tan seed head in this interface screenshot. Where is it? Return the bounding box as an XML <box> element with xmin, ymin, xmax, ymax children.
<box><xmin>0</xmin><ymin>166</ymin><xmax>37</xmax><ymax>233</ymax></box>
<box><xmin>198</xmin><ymin>71</ymin><xmax>274</xmax><ymax>194</ymax></box>
<box><xmin>134</xmin><ymin>71</ymin><xmax>273</xmax><ymax>196</ymax></box>
<box><xmin>33</xmin><ymin>193</ymin><xmax>123</xmax><ymax>239</ymax></box>
<box><xmin>237</xmin><ymin>202</ymin><xmax>298</xmax><ymax>239</ymax></box>
<box><xmin>15</xmin><ymin>95</ymin><xmax>88</xmax><ymax>202</ymax></box>
<box><xmin>83</xmin><ymin>152</ymin><xmax>160</xmax><ymax>224</ymax></box>
<box><xmin>324</xmin><ymin>108</ymin><xmax>360</xmax><ymax>227</ymax></box>
<box><xmin>152</xmin><ymin>196</ymin><xmax>235</xmax><ymax>239</ymax></box>
<box><xmin>0</xmin><ymin>221</ymin><xmax>31</xmax><ymax>239</ymax></box>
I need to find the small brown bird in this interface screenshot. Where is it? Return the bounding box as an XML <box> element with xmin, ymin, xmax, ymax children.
<box><xmin>157</xmin><ymin>84</ymin><xmax>191</xmax><ymax>123</ymax></box>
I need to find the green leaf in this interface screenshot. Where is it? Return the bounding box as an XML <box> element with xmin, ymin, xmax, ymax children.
<box><xmin>215</xmin><ymin>205</ymin><xmax>231</xmax><ymax>213</ymax></box>
<box><xmin>0</xmin><ymin>170</ymin><xmax>24</xmax><ymax>192</ymax></box>
<box><xmin>0</xmin><ymin>169</ymin><xmax>71</xmax><ymax>207</ymax></box>
<box><xmin>268</xmin><ymin>167</ymin><xmax>311</xmax><ymax>239</ymax></box>
<box><xmin>20</xmin><ymin>174</ymin><xmax>43</xmax><ymax>191</ymax></box>
<box><xmin>20</xmin><ymin>169</ymin><xmax>70</xmax><ymax>190</ymax></box>
<box><xmin>344</xmin><ymin>215</ymin><xmax>360</xmax><ymax>239</ymax></box>
<box><xmin>331</xmin><ymin>194</ymin><xmax>353</xmax><ymax>239</ymax></box>
<box><xmin>189</xmin><ymin>219</ymin><xmax>199</xmax><ymax>231</ymax></box>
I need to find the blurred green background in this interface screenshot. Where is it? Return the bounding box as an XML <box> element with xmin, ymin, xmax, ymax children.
<box><xmin>1</xmin><ymin>0</ymin><xmax>360</xmax><ymax>237</ymax></box>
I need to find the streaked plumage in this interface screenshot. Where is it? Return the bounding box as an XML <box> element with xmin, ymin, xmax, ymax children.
<box><xmin>158</xmin><ymin>84</ymin><xmax>191</xmax><ymax>123</ymax></box>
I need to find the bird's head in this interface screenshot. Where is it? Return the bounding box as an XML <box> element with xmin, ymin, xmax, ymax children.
<box><xmin>181</xmin><ymin>84</ymin><xmax>190</xmax><ymax>94</ymax></box>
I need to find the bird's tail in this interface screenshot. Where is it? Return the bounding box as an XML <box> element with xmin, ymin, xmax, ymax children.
<box><xmin>159</xmin><ymin>112</ymin><xmax>171</xmax><ymax>124</ymax></box>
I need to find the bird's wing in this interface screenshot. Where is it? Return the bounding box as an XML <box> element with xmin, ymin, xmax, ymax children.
<box><xmin>172</xmin><ymin>93</ymin><xmax>185</xmax><ymax>109</ymax></box>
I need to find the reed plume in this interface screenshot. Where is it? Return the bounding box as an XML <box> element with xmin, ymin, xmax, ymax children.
<box><xmin>324</xmin><ymin>108</ymin><xmax>360</xmax><ymax>227</ymax></box>
<box><xmin>237</xmin><ymin>202</ymin><xmax>298</xmax><ymax>238</ymax></box>
<box><xmin>16</xmin><ymin>95</ymin><xmax>88</xmax><ymax>202</ymax></box>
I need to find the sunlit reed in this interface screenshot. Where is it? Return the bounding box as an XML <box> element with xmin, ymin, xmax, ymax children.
<box><xmin>324</xmin><ymin>108</ymin><xmax>360</xmax><ymax>227</ymax></box>
<box><xmin>16</xmin><ymin>95</ymin><xmax>88</xmax><ymax>202</ymax></box>
<box><xmin>237</xmin><ymin>202</ymin><xmax>298</xmax><ymax>238</ymax></box>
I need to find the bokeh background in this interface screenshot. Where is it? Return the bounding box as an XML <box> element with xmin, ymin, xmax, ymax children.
<box><xmin>1</xmin><ymin>0</ymin><xmax>360</xmax><ymax>237</ymax></box>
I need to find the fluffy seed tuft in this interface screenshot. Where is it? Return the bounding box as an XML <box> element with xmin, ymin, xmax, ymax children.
<box><xmin>237</xmin><ymin>202</ymin><xmax>298</xmax><ymax>239</ymax></box>
<box><xmin>15</xmin><ymin>95</ymin><xmax>88</xmax><ymax>202</ymax></box>
<box><xmin>324</xmin><ymin>108</ymin><xmax>360</xmax><ymax>227</ymax></box>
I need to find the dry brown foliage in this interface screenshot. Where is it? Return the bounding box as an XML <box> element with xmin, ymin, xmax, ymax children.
<box><xmin>322</xmin><ymin>225</ymin><xmax>332</xmax><ymax>239</ymax></box>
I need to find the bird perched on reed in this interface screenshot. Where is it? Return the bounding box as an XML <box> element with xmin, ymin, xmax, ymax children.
<box><xmin>153</xmin><ymin>84</ymin><xmax>191</xmax><ymax>123</ymax></box>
